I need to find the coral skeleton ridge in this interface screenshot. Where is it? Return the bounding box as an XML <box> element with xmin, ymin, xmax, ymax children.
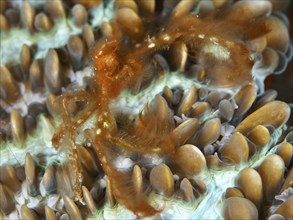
<box><xmin>0</xmin><ymin>0</ymin><xmax>292</xmax><ymax>219</ymax></box>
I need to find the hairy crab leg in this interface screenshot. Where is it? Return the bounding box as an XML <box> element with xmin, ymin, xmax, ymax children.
<box><xmin>109</xmin><ymin>135</ymin><xmax>175</xmax><ymax>154</ymax></box>
<box><xmin>52</xmin><ymin>93</ymin><xmax>99</xmax><ymax>203</ymax></box>
<box><xmin>88</xmin><ymin>84</ymin><xmax>160</xmax><ymax>216</ymax></box>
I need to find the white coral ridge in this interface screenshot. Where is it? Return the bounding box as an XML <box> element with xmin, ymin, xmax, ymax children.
<box><xmin>0</xmin><ymin>116</ymin><xmax>61</xmax><ymax>166</ymax></box>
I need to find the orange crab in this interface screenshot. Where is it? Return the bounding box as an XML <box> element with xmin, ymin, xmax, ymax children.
<box><xmin>51</xmin><ymin>11</ymin><xmax>271</xmax><ymax>218</ymax></box>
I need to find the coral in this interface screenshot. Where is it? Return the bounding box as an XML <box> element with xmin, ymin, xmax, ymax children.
<box><xmin>0</xmin><ymin>0</ymin><xmax>292</xmax><ymax>219</ymax></box>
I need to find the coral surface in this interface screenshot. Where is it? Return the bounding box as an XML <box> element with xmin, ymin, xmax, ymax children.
<box><xmin>0</xmin><ymin>0</ymin><xmax>292</xmax><ymax>219</ymax></box>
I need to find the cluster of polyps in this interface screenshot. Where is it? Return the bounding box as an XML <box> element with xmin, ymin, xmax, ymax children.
<box><xmin>0</xmin><ymin>0</ymin><xmax>292</xmax><ymax>219</ymax></box>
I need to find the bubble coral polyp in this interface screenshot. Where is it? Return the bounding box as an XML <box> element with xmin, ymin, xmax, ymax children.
<box><xmin>0</xmin><ymin>0</ymin><xmax>292</xmax><ymax>219</ymax></box>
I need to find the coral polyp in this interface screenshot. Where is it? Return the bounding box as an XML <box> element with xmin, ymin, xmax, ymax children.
<box><xmin>0</xmin><ymin>0</ymin><xmax>292</xmax><ymax>219</ymax></box>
